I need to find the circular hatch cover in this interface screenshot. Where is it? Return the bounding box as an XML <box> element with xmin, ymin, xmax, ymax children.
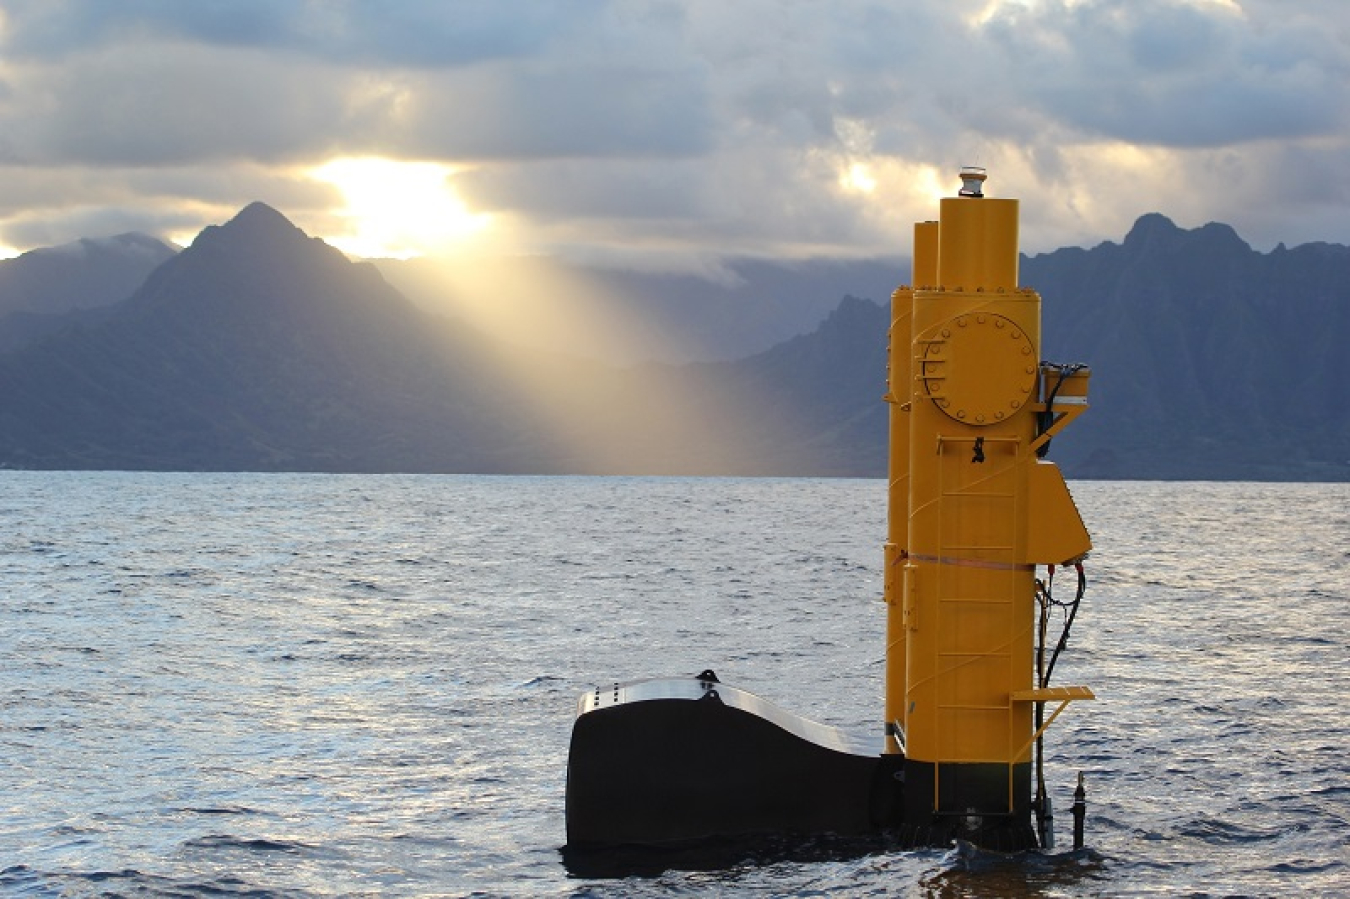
<box><xmin>921</xmin><ymin>313</ymin><xmax>1037</xmax><ymax>425</ymax></box>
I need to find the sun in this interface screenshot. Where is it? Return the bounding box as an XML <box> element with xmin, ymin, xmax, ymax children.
<box><xmin>841</xmin><ymin>162</ymin><xmax>877</xmax><ymax>194</ymax></box>
<box><xmin>310</xmin><ymin>157</ymin><xmax>491</xmax><ymax>259</ymax></box>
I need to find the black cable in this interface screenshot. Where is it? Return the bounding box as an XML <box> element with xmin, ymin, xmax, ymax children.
<box><xmin>1043</xmin><ymin>563</ymin><xmax>1086</xmax><ymax>687</ymax></box>
<box><xmin>1033</xmin><ymin>563</ymin><xmax>1086</xmax><ymax>849</ymax></box>
<box><xmin>1034</xmin><ymin>574</ymin><xmax>1052</xmax><ymax>839</ymax></box>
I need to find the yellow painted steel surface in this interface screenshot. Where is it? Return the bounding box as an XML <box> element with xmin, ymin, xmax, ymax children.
<box><xmin>883</xmin><ymin>221</ymin><xmax>938</xmax><ymax>752</ymax></box>
<box><xmin>936</xmin><ymin>196</ymin><xmax>1020</xmax><ymax>291</ymax></box>
<box><xmin>913</xmin><ymin>220</ymin><xmax>939</xmax><ymax>290</ymax></box>
<box><xmin>883</xmin><ymin>182</ymin><xmax>1093</xmax><ymax>788</ymax></box>
<box><xmin>1023</xmin><ymin>460</ymin><xmax>1092</xmax><ymax>565</ymax></box>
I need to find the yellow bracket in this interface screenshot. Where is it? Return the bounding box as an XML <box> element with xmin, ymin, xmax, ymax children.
<box><xmin>1027</xmin><ymin>401</ymin><xmax>1087</xmax><ymax>455</ymax></box>
<box><xmin>1010</xmin><ymin>686</ymin><xmax>1095</xmax><ymax>760</ymax></box>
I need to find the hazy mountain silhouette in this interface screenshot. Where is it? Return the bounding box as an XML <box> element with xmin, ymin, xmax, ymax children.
<box><xmin>0</xmin><ymin>203</ymin><xmax>831</xmax><ymax>473</ymax></box>
<box><xmin>0</xmin><ymin>205</ymin><xmax>1345</xmax><ymax>479</ymax></box>
<box><xmin>0</xmin><ymin>232</ymin><xmax>176</xmax><ymax>317</ymax></box>
<box><xmin>0</xmin><ymin>204</ymin><xmax>554</xmax><ymax>471</ymax></box>
<box><xmin>0</xmin><ymin>233</ymin><xmax>177</xmax><ymax>352</ymax></box>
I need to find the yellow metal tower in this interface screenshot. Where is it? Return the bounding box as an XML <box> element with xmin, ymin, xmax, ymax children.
<box><xmin>886</xmin><ymin>168</ymin><xmax>1093</xmax><ymax>846</ymax></box>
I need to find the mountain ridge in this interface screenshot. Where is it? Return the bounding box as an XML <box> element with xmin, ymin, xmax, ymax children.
<box><xmin>1029</xmin><ymin>214</ymin><xmax>1350</xmax><ymax>479</ymax></box>
<box><xmin>0</xmin><ymin>204</ymin><xmax>536</xmax><ymax>471</ymax></box>
<box><xmin>0</xmin><ymin>205</ymin><xmax>1346</xmax><ymax>480</ymax></box>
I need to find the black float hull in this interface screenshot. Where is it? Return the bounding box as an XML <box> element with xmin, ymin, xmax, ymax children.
<box><xmin>563</xmin><ymin>675</ymin><xmax>1037</xmax><ymax>871</ymax></box>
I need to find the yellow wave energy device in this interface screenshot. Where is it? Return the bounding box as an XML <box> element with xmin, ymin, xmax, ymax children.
<box><xmin>884</xmin><ymin>166</ymin><xmax>1094</xmax><ymax>848</ymax></box>
<box><xmin>564</xmin><ymin>168</ymin><xmax>1096</xmax><ymax>866</ymax></box>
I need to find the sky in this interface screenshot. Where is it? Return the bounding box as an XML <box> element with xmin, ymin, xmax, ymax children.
<box><xmin>0</xmin><ymin>0</ymin><xmax>1346</xmax><ymax>270</ymax></box>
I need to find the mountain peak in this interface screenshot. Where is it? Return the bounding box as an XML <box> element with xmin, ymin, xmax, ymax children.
<box><xmin>1121</xmin><ymin>213</ymin><xmax>1253</xmax><ymax>257</ymax></box>
<box><xmin>1123</xmin><ymin>213</ymin><xmax>1181</xmax><ymax>248</ymax></box>
<box><xmin>180</xmin><ymin>201</ymin><xmax>312</xmax><ymax>255</ymax></box>
<box><xmin>1193</xmin><ymin>220</ymin><xmax>1251</xmax><ymax>254</ymax></box>
<box><xmin>131</xmin><ymin>198</ymin><xmax>401</xmax><ymax>330</ymax></box>
<box><xmin>180</xmin><ymin>201</ymin><xmax>343</xmax><ymax>274</ymax></box>
<box><xmin>217</xmin><ymin>201</ymin><xmax>307</xmax><ymax>240</ymax></box>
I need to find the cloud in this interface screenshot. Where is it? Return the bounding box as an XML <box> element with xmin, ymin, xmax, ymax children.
<box><xmin>3</xmin><ymin>46</ymin><xmax>352</xmax><ymax>167</ymax></box>
<box><xmin>0</xmin><ymin>0</ymin><xmax>1347</xmax><ymax>262</ymax></box>
<box><xmin>0</xmin><ymin>160</ymin><xmax>336</xmax><ymax>247</ymax></box>
<box><xmin>0</xmin><ymin>19</ymin><xmax>712</xmax><ymax>167</ymax></box>
<box><xmin>0</xmin><ymin>0</ymin><xmax>596</xmax><ymax>67</ymax></box>
<box><xmin>976</xmin><ymin>0</ymin><xmax>1345</xmax><ymax>148</ymax></box>
<box><xmin>405</xmin><ymin>60</ymin><xmax>714</xmax><ymax>160</ymax></box>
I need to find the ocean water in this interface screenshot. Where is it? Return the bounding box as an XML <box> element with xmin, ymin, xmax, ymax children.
<box><xmin>1</xmin><ymin>473</ymin><xmax>1346</xmax><ymax>897</ymax></box>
